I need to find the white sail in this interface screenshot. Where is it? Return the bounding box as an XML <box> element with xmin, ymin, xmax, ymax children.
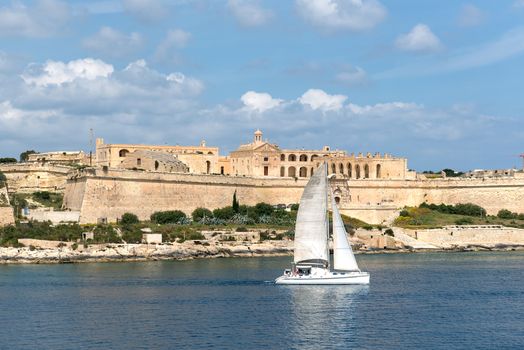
<box><xmin>293</xmin><ymin>163</ymin><xmax>329</xmax><ymax>265</ymax></box>
<box><xmin>331</xmin><ymin>191</ymin><xmax>360</xmax><ymax>271</ymax></box>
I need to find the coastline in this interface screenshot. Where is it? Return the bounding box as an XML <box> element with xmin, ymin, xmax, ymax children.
<box><xmin>2</xmin><ymin>239</ymin><xmax>524</xmax><ymax>265</ymax></box>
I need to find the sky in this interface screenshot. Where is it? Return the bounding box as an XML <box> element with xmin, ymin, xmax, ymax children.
<box><xmin>0</xmin><ymin>0</ymin><xmax>523</xmax><ymax>171</ymax></box>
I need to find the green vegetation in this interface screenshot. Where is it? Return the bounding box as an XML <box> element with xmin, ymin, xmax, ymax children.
<box><xmin>19</xmin><ymin>150</ymin><xmax>37</xmax><ymax>162</ymax></box>
<box><xmin>191</xmin><ymin>207</ymin><xmax>213</xmax><ymax>222</ymax></box>
<box><xmin>10</xmin><ymin>192</ymin><xmax>63</xmax><ymax>210</ymax></box>
<box><xmin>422</xmin><ymin>168</ymin><xmax>465</xmax><ymax>178</ymax></box>
<box><xmin>395</xmin><ymin>204</ymin><xmax>524</xmax><ymax>229</ymax></box>
<box><xmin>150</xmin><ymin>210</ymin><xmax>187</xmax><ymax>224</ymax></box>
<box><xmin>419</xmin><ymin>202</ymin><xmax>486</xmax><ymax>217</ymax></box>
<box><xmin>0</xmin><ymin>158</ymin><xmax>17</xmax><ymax>164</ymax></box>
<box><xmin>497</xmin><ymin>209</ymin><xmax>524</xmax><ymax>220</ymax></box>
<box><xmin>232</xmin><ymin>191</ymin><xmax>239</xmax><ymax>213</ymax></box>
<box><xmin>120</xmin><ymin>212</ymin><xmax>139</xmax><ymax>225</ymax></box>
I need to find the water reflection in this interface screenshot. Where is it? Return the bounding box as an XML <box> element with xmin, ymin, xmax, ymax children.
<box><xmin>286</xmin><ymin>285</ymin><xmax>369</xmax><ymax>349</ymax></box>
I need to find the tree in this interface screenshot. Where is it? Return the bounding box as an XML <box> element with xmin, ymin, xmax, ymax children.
<box><xmin>19</xmin><ymin>150</ymin><xmax>37</xmax><ymax>162</ymax></box>
<box><xmin>232</xmin><ymin>191</ymin><xmax>239</xmax><ymax>213</ymax></box>
<box><xmin>121</xmin><ymin>213</ymin><xmax>139</xmax><ymax>225</ymax></box>
<box><xmin>0</xmin><ymin>158</ymin><xmax>17</xmax><ymax>164</ymax></box>
<box><xmin>192</xmin><ymin>207</ymin><xmax>212</xmax><ymax>222</ymax></box>
<box><xmin>254</xmin><ymin>202</ymin><xmax>273</xmax><ymax>217</ymax></box>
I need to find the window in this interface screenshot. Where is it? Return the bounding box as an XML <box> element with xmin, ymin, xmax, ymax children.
<box><xmin>220</xmin><ymin>166</ymin><xmax>224</xmax><ymax>175</ymax></box>
<box><xmin>376</xmin><ymin>164</ymin><xmax>381</xmax><ymax>178</ymax></box>
<box><xmin>299</xmin><ymin>154</ymin><xmax>308</xmax><ymax>162</ymax></box>
<box><xmin>288</xmin><ymin>154</ymin><xmax>297</xmax><ymax>161</ymax></box>
<box><xmin>280</xmin><ymin>167</ymin><xmax>285</xmax><ymax>177</ymax></box>
<box><xmin>264</xmin><ymin>166</ymin><xmax>269</xmax><ymax>176</ymax></box>
<box><xmin>137</xmin><ymin>158</ymin><xmax>141</xmax><ymax>166</ymax></box>
<box><xmin>288</xmin><ymin>166</ymin><xmax>296</xmax><ymax>177</ymax></box>
<box><xmin>299</xmin><ymin>167</ymin><xmax>307</xmax><ymax>177</ymax></box>
<box><xmin>280</xmin><ymin>154</ymin><xmax>285</xmax><ymax>161</ymax></box>
<box><xmin>264</xmin><ymin>157</ymin><xmax>269</xmax><ymax>162</ymax></box>
<box><xmin>119</xmin><ymin>149</ymin><xmax>129</xmax><ymax>157</ymax></box>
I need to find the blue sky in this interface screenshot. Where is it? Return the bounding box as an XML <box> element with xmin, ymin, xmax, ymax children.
<box><xmin>1</xmin><ymin>0</ymin><xmax>524</xmax><ymax>171</ymax></box>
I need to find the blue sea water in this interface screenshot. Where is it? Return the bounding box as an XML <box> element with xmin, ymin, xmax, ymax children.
<box><xmin>0</xmin><ymin>252</ymin><xmax>523</xmax><ymax>350</ymax></box>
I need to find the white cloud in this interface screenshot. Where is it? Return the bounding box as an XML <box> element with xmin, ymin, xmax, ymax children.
<box><xmin>0</xmin><ymin>0</ymin><xmax>71</xmax><ymax>37</ymax></box>
<box><xmin>299</xmin><ymin>89</ymin><xmax>347</xmax><ymax>111</ymax></box>
<box><xmin>227</xmin><ymin>0</ymin><xmax>274</xmax><ymax>27</ymax></box>
<box><xmin>155</xmin><ymin>29</ymin><xmax>192</xmax><ymax>63</ymax></box>
<box><xmin>395</xmin><ymin>24</ymin><xmax>442</xmax><ymax>53</ymax></box>
<box><xmin>82</xmin><ymin>27</ymin><xmax>144</xmax><ymax>57</ymax></box>
<box><xmin>241</xmin><ymin>91</ymin><xmax>282</xmax><ymax>112</ymax></box>
<box><xmin>122</xmin><ymin>0</ymin><xmax>168</xmax><ymax>22</ymax></box>
<box><xmin>296</xmin><ymin>0</ymin><xmax>386</xmax><ymax>32</ymax></box>
<box><xmin>21</xmin><ymin>58</ymin><xmax>114</xmax><ymax>86</ymax></box>
<box><xmin>458</xmin><ymin>4</ymin><xmax>485</xmax><ymax>27</ymax></box>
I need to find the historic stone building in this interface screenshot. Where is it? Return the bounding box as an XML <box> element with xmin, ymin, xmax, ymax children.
<box><xmin>95</xmin><ymin>138</ymin><xmax>220</xmax><ymax>175</ymax></box>
<box><xmin>229</xmin><ymin>130</ymin><xmax>412</xmax><ymax>180</ymax></box>
<box><xmin>120</xmin><ymin>150</ymin><xmax>189</xmax><ymax>173</ymax></box>
<box><xmin>27</xmin><ymin>151</ymin><xmax>91</xmax><ymax>166</ymax></box>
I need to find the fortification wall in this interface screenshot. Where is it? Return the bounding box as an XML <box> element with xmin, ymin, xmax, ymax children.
<box><xmin>64</xmin><ymin>168</ymin><xmax>524</xmax><ymax>224</ymax></box>
<box><xmin>0</xmin><ymin>163</ymin><xmax>72</xmax><ymax>193</ymax></box>
<box><xmin>65</xmin><ymin>169</ymin><xmax>306</xmax><ymax>224</ymax></box>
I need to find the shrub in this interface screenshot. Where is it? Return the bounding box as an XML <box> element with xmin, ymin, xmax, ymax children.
<box><xmin>399</xmin><ymin>209</ymin><xmax>410</xmax><ymax>217</ymax></box>
<box><xmin>497</xmin><ymin>209</ymin><xmax>517</xmax><ymax>219</ymax></box>
<box><xmin>254</xmin><ymin>202</ymin><xmax>273</xmax><ymax>217</ymax></box>
<box><xmin>290</xmin><ymin>203</ymin><xmax>299</xmax><ymax>211</ymax></box>
<box><xmin>384</xmin><ymin>228</ymin><xmax>394</xmax><ymax>236</ymax></box>
<box><xmin>455</xmin><ymin>217</ymin><xmax>474</xmax><ymax>225</ymax></box>
<box><xmin>236</xmin><ymin>226</ymin><xmax>248</xmax><ymax>232</ymax></box>
<box><xmin>0</xmin><ymin>157</ymin><xmax>16</xmax><ymax>163</ymax></box>
<box><xmin>192</xmin><ymin>207</ymin><xmax>213</xmax><ymax>222</ymax></box>
<box><xmin>212</xmin><ymin>206</ymin><xmax>235</xmax><ymax>220</ymax></box>
<box><xmin>362</xmin><ymin>224</ymin><xmax>373</xmax><ymax>231</ymax></box>
<box><xmin>120</xmin><ymin>212</ymin><xmax>139</xmax><ymax>225</ymax></box>
<box><xmin>150</xmin><ymin>210</ymin><xmax>187</xmax><ymax>224</ymax></box>
<box><xmin>33</xmin><ymin>191</ymin><xmax>51</xmax><ymax>201</ymax></box>
<box><xmin>19</xmin><ymin>150</ymin><xmax>36</xmax><ymax>162</ymax></box>
<box><xmin>71</xmin><ymin>243</ymin><xmax>78</xmax><ymax>250</ymax></box>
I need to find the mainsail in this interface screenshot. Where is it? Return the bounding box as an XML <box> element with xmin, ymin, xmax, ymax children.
<box><xmin>293</xmin><ymin>163</ymin><xmax>329</xmax><ymax>266</ymax></box>
<box><xmin>330</xmin><ymin>191</ymin><xmax>360</xmax><ymax>271</ymax></box>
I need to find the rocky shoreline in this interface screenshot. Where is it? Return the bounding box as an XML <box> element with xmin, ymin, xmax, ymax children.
<box><xmin>1</xmin><ymin>238</ymin><xmax>524</xmax><ymax>265</ymax></box>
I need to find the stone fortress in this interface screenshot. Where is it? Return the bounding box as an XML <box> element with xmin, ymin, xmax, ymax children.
<box><xmin>1</xmin><ymin>130</ymin><xmax>524</xmax><ymax>225</ymax></box>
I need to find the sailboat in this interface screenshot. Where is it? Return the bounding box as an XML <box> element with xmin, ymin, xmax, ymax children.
<box><xmin>275</xmin><ymin>163</ymin><xmax>370</xmax><ymax>285</ymax></box>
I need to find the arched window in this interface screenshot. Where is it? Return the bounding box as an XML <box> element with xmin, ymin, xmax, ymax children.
<box><xmin>311</xmin><ymin>155</ymin><xmax>318</xmax><ymax>162</ymax></box>
<box><xmin>348</xmin><ymin>163</ymin><xmax>352</xmax><ymax>178</ymax></box>
<box><xmin>155</xmin><ymin>161</ymin><xmax>159</xmax><ymax>170</ymax></box>
<box><xmin>208</xmin><ymin>151</ymin><xmax>214</xmax><ymax>155</ymax></box>
<box><xmin>299</xmin><ymin>154</ymin><xmax>308</xmax><ymax>162</ymax></box>
<box><xmin>356</xmin><ymin>165</ymin><xmax>361</xmax><ymax>179</ymax></box>
<box><xmin>206</xmin><ymin>161</ymin><xmax>211</xmax><ymax>174</ymax></box>
<box><xmin>220</xmin><ymin>166</ymin><xmax>224</xmax><ymax>175</ymax></box>
<box><xmin>280</xmin><ymin>166</ymin><xmax>285</xmax><ymax>177</ymax></box>
<box><xmin>331</xmin><ymin>163</ymin><xmax>336</xmax><ymax>174</ymax></box>
<box><xmin>288</xmin><ymin>166</ymin><xmax>296</xmax><ymax>177</ymax></box>
<box><xmin>299</xmin><ymin>167</ymin><xmax>308</xmax><ymax>177</ymax></box>
<box><xmin>119</xmin><ymin>149</ymin><xmax>129</xmax><ymax>157</ymax></box>
<box><xmin>280</xmin><ymin>154</ymin><xmax>285</xmax><ymax>161</ymax></box>
<box><xmin>335</xmin><ymin>196</ymin><xmax>340</xmax><ymax>204</ymax></box>
<box><xmin>339</xmin><ymin>163</ymin><xmax>344</xmax><ymax>174</ymax></box>
<box><xmin>311</xmin><ymin>167</ymin><xmax>315</xmax><ymax>176</ymax></box>
<box><xmin>288</xmin><ymin>154</ymin><xmax>297</xmax><ymax>161</ymax></box>
<box><xmin>364</xmin><ymin>164</ymin><xmax>370</xmax><ymax>178</ymax></box>
<box><xmin>376</xmin><ymin>164</ymin><xmax>381</xmax><ymax>178</ymax></box>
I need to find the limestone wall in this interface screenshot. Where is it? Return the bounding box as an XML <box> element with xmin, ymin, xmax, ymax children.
<box><xmin>0</xmin><ymin>163</ymin><xmax>71</xmax><ymax>193</ymax></box>
<box><xmin>26</xmin><ymin>209</ymin><xmax>80</xmax><ymax>224</ymax></box>
<box><xmin>63</xmin><ymin>168</ymin><xmax>524</xmax><ymax>225</ymax></box>
<box><xmin>402</xmin><ymin>226</ymin><xmax>524</xmax><ymax>248</ymax></box>
<box><xmin>64</xmin><ymin>169</ymin><xmax>306</xmax><ymax>224</ymax></box>
<box><xmin>0</xmin><ymin>207</ymin><xmax>14</xmax><ymax>226</ymax></box>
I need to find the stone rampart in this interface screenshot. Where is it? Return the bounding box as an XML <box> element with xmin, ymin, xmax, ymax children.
<box><xmin>63</xmin><ymin>168</ymin><xmax>524</xmax><ymax>224</ymax></box>
<box><xmin>27</xmin><ymin>209</ymin><xmax>80</xmax><ymax>224</ymax></box>
<box><xmin>0</xmin><ymin>163</ymin><xmax>72</xmax><ymax>193</ymax></box>
<box><xmin>64</xmin><ymin>168</ymin><xmax>306</xmax><ymax>224</ymax></box>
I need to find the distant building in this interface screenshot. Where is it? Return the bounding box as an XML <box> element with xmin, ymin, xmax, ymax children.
<box><xmin>229</xmin><ymin>130</ymin><xmax>411</xmax><ymax>180</ymax></box>
<box><xmin>120</xmin><ymin>150</ymin><xmax>189</xmax><ymax>173</ymax></box>
<box><xmin>27</xmin><ymin>151</ymin><xmax>90</xmax><ymax>166</ymax></box>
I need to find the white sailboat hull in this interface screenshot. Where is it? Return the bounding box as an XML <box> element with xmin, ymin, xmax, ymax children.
<box><xmin>275</xmin><ymin>270</ymin><xmax>370</xmax><ymax>285</ymax></box>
